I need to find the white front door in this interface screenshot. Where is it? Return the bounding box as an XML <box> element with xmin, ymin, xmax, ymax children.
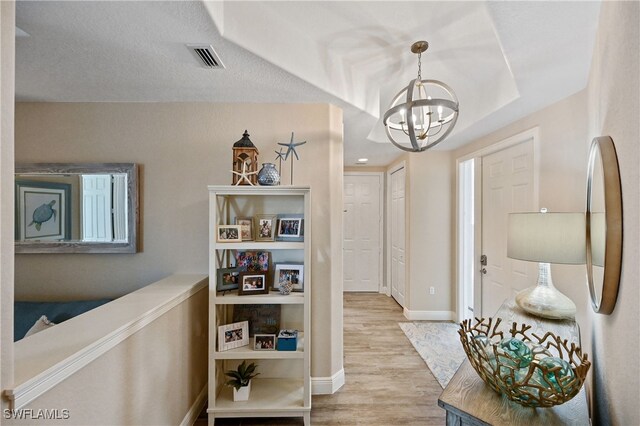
<box><xmin>481</xmin><ymin>140</ymin><xmax>537</xmax><ymax>316</ymax></box>
<box><xmin>390</xmin><ymin>166</ymin><xmax>406</xmax><ymax>307</ymax></box>
<box><xmin>343</xmin><ymin>173</ymin><xmax>382</xmax><ymax>292</ymax></box>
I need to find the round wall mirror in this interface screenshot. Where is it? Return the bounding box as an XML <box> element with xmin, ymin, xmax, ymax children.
<box><xmin>586</xmin><ymin>136</ymin><xmax>622</xmax><ymax>314</ymax></box>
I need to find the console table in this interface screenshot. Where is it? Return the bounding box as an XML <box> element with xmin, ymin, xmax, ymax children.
<box><xmin>438</xmin><ymin>299</ymin><xmax>590</xmax><ymax>425</ymax></box>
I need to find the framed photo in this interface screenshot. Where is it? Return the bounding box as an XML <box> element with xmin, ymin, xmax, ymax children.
<box><xmin>275</xmin><ymin>215</ymin><xmax>304</xmax><ymax>242</ymax></box>
<box><xmin>238</xmin><ymin>271</ymin><xmax>269</xmax><ymax>295</ymax></box>
<box><xmin>216</xmin><ymin>225</ymin><xmax>241</xmax><ymax>242</ymax></box>
<box><xmin>277</xmin><ymin>217</ymin><xmax>302</xmax><ymax>238</ymax></box>
<box><xmin>218</xmin><ymin>321</ymin><xmax>249</xmax><ymax>352</ymax></box>
<box><xmin>254</xmin><ymin>215</ymin><xmax>277</xmax><ymax>242</ymax></box>
<box><xmin>15</xmin><ymin>180</ymin><xmax>72</xmax><ymax>241</ymax></box>
<box><xmin>235</xmin><ymin>217</ymin><xmax>254</xmax><ymax>241</ymax></box>
<box><xmin>274</xmin><ymin>263</ymin><xmax>304</xmax><ymax>292</ymax></box>
<box><xmin>216</xmin><ymin>267</ymin><xmax>244</xmax><ymax>292</ymax></box>
<box><xmin>254</xmin><ymin>334</ymin><xmax>276</xmax><ymax>351</ymax></box>
<box><xmin>233</xmin><ymin>304</ymin><xmax>281</xmax><ymax>336</ymax></box>
<box><xmin>236</xmin><ymin>251</ymin><xmax>270</xmax><ymax>272</ymax></box>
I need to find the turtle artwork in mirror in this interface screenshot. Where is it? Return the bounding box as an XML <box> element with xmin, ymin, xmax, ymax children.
<box><xmin>586</xmin><ymin>136</ymin><xmax>622</xmax><ymax>314</ymax></box>
<box><xmin>15</xmin><ymin>163</ymin><xmax>140</xmax><ymax>254</ymax></box>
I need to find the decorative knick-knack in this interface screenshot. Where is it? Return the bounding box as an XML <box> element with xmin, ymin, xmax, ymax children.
<box><xmin>257</xmin><ymin>163</ymin><xmax>280</xmax><ymax>186</ymax></box>
<box><xmin>232</xmin><ymin>130</ymin><xmax>259</xmax><ymax>186</ymax></box>
<box><xmin>277</xmin><ymin>132</ymin><xmax>307</xmax><ymax>185</ymax></box>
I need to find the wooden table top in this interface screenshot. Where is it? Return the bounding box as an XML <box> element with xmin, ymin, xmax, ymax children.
<box><xmin>438</xmin><ymin>299</ymin><xmax>590</xmax><ymax>426</ymax></box>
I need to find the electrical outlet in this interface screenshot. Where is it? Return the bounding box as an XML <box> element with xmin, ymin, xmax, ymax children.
<box><xmin>429</xmin><ymin>286</ymin><xmax>435</xmax><ymax>295</ymax></box>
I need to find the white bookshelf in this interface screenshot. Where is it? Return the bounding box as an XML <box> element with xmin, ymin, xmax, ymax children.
<box><xmin>207</xmin><ymin>186</ymin><xmax>311</xmax><ymax>426</ymax></box>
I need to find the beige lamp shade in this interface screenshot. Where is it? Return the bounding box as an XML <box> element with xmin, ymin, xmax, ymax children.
<box><xmin>507</xmin><ymin>212</ymin><xmax>586</xmax><ymax>265</ymax></box>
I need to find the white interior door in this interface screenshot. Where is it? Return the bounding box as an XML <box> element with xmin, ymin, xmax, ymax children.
<box><xmin>390</xmin><ymin>167</ymin><xmax>406</xmax><ymax>307</ymax></box>
<box><xmin>481</xmin><ymin>140</ymin><xmax>536</xmax><ymax>316</ymax></box>
<box><xmin>343</xmin><ymin>173</ymin><xmax>383</xmax><ymax>292</ymax></box>
<box><xmin>82</xmin><ymin>174</ymin><xmax>113</xmax><ymax>242</ymax></box>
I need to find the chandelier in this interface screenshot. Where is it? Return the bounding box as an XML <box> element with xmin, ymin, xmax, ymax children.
<box><xmin>383</xmin><ymin>41</ymin><xmax>459</xmax><ymax>152</ymax></box>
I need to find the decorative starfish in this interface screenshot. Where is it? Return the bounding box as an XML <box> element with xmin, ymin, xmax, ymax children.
<box><xmin>230</xmin><ymin>161</ymin><xmax>258</xmax><ymax>186</ymax></box>
<box><xmin>277</xmin><ymin>132</ymin><xmax>307</xmax><ymax>161</ymax></box>
<box><xmin>274</xmin><ymin>148</ymin><xmax>286</xmax><ymax>162</ymax></box>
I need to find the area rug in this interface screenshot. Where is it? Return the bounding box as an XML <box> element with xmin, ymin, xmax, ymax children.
<box><xmin>399</xmin><ymin>322</ymin><xmax>466</xmax><ymax>388</ymax></box>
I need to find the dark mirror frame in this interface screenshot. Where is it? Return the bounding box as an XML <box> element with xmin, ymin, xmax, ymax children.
<box><xmin>15</xmin><ymin>163</ymin><xmax>140</xmax><ymax>254</ymax></box>
<box><xmin>586</xmin><ymin>137</ymin><xmax>622</xmax><ymax>314</ymax></box>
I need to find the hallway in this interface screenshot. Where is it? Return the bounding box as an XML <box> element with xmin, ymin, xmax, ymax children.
<box><xmin>207</xmin><ymin>293</ymin><xmax>445</xmax><ymax>425</ymax></box>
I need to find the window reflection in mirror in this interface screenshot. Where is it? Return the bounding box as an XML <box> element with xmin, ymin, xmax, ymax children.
<box><xmin>15</xmin><ymin>163</ymin><xmax>139</xmax><ymax>253</ymax></box>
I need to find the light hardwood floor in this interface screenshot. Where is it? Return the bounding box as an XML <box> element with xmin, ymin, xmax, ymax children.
<box><xmin>200</xmin><ymin>293</ymin><xmax>445</xmax><ymax>425</ymax></box>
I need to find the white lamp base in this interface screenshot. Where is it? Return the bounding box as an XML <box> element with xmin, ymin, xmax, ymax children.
<box><xmin>515</xmin><ymin>262</ymin><xmax>576</xmax><ymax>320</ymax></box>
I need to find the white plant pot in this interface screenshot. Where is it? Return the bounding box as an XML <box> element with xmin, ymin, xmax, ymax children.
<box><xmin>232</xmin><ymin>381</ymin><xmax>251</xmax><ymax>402</ymax></box>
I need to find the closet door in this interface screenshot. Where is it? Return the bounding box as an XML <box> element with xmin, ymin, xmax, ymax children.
<box><xmin>343</xmin><ymin>173</ymin><xmax>383</xmax><ymax>292</ymax></box>
<box><xmin>390</xmin><ymin>166</ymin><xmax>406</xmax><ymax>307</ymax></box>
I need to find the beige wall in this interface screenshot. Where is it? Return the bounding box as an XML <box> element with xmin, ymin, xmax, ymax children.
<box><xmin>453</xmin><ymin>90</ymin><xmax>590</xmax><ymax>327</ymax></box>
<box><xmin>586</xmin><ymin>2</ymin><xmax>639</xmax><ymax>423</ymax></box>
<box><xmin>14</xmin><ymin>102</ymin><xmax>344</xmax><ymax>380</ymax></box>
<box><xmin>407</xmin><ymin>151</ymin><xmax>455</xmax><ymax>314</ymax></box>
<box><xmin>449</xmin><ymin>1</ymin><xmax>639</xmax><ymax>422</ymax></box>
<box><xmin>1</xmin><ymin>0</ymin><xmax>16</xmax><ymax>408</ymax></box>
<box><xmin>6</xmin><ymin>286</ymin><xmax>208</xmax><ymax>425</ymax></box>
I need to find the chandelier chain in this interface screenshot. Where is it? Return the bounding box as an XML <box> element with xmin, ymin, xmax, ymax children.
<box><xmin>417</xmin><ymin>52</ymin><xmax>422</xmax><ymax>81</ymax></box>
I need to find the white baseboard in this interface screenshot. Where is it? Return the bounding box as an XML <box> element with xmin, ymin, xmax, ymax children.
<box><xmin>180</xmin><ymin>384</ymin><xmax>208</xmax><ymax>426</ymax></box>
<box><xmin>311</xmin><ymin>368</ymin><xmax>345</xmax><ymax>395</ymax></box>
<box><xmin>403</xmin><ymin>308</ymin><xmax>455</xmax><ymax>321</ymax></box>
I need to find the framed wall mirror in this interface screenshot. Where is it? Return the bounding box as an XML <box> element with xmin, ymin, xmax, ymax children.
<box><xmin>15</xmin><ymin>163</ymin><xmax>140</xmax><ymax>254</ymax></box>
<box><xmin>586</xmin><ymin>136</ymin><xmax>622</xmax><ymax>314</ymax></box>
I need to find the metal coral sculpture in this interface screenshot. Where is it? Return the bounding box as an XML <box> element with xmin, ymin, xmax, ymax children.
<box><xmin>277</xmin><ymin>132</ymin><xmax>307</xmax><ymax>185</ymax></box>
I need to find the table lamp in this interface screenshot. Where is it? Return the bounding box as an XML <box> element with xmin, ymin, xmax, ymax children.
<box><xmin>507</xmin><ymin>210</ymin><xmax>586</xmax><ymax>319</ymax></box>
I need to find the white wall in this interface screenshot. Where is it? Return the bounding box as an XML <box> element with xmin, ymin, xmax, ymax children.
<box><xmin>1</xmin><ymin>0</ymin><xmax>16</xmax><ymax>411</ymax></box>
<box><xmin>586</xmin><ymin>2</ymin><xmax>639</xmax><ymax>423</ymax></box>
<box><xmin>14</xmin><ymin>102</ymin><xmax>344</xmax><ymax>383</ymax></box>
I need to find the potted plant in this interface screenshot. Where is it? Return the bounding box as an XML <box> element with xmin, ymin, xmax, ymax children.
<box><xmin>225</xmin><ymin>360</ymin><xmax>260</xmax><ymax>401</ymax></box>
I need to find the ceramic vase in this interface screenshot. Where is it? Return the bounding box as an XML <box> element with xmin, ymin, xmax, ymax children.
<box><xmin>257</xmin><ymin>163</ymin><xmax>280</xmax><ymax>186</ymax></box>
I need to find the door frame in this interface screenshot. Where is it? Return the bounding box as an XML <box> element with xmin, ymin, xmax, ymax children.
<box><xmin>455</xmin><ymin>127</ymin><xmax>541</xmax><ymax>322</ymax></box>
<box><xmin>385</xmin><ymin>160</ymin><xmax>407</xmax><ymax>299</ymax></box>
<box><xmin>344</xmin><ymin>171</ymin><xmax>385</xmax><ymax>293</ymax></box>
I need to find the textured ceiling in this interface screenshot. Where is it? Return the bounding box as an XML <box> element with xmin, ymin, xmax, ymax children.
<box><xmin>15</xmin><ymin>1</ymin><xmax>601</xmax><ymax>166</ymax></box>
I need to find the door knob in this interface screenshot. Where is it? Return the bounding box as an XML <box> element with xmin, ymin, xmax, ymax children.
<box><xmin>480</xmin><ymin>268</ymin><xmax>487</xmax><ymax>275</ymax></box>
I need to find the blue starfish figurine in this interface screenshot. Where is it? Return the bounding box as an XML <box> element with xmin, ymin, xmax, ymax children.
<box><xmin>278</xmin><ymin>132</ymin><xmax>307</xmax><ymax>161</ymax></box>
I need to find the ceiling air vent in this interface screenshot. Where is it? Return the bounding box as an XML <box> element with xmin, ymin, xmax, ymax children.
<box><xmin>187</xmin><ymin>44</ymin><xmax>225</xmax><ymax>69</ymax></box>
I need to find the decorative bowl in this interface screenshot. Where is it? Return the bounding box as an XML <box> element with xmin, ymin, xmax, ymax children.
<box><xmin>459</xmin><ymin>317</ymin><xmax>591</xmax><ymax>408</ymax></box>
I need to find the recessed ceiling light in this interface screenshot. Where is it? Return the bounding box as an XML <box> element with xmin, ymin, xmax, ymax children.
<box><xmin>356</xmin><ymin>158</ymin><xmax>368</xmax><ymax>164</ymax></box>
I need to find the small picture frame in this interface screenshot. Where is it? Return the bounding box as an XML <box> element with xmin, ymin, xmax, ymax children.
<box><xmin>216</xmin><ymin>267</ymin><xmax>244</xmax><ymax>292</ymax></box>
<box><xmin>254</xmin><ymin>215</ymin><xmax>277</xmax><ymax>242</ymax></box>
<box><xmin>275</xmin><ymin>215</ymin><xmax>304</xmax><ymax>242</ymax></box>
<box><xmin>216</xmin><ymin>225</ymin><xmax>241</xmax><ymax>243</ymax></box>
<box><xmin>238</xmin><ymin>271</ymin><xmax>269</xmax><ymax>295</ymax></box>
<box><xmin>236</xmin><ymin>251</ymin><xmax>270</xmax><ymax>272</ymax></box>
<box><xmin>254</xmin><ymin>334</ymin><xmax>276</xmax><ymax>351</ymax></box>
<box><xmin>218</xmin><ymin>321</ymin><xmax>249</xmax><ymax>352</ymax></box>
<box><xmin>274</xmin><ymin>263</ymin><xmax>304</xmax><ymax>292</ymax></box>
<box><xmin>277</xmin><ymin>217</ymin><xmax>303</xmax><ymax>238</ymax></box>
<box><xmin>235</xmin><ymin>217</ymin><xmax>254</xmax><ymax>241</ymax></box>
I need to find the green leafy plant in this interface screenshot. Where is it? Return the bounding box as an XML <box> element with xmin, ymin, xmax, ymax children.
<box><xmin>224</xmin><ymin>360</ymin><xmax>260</xmax><ymax>391</ymax></box>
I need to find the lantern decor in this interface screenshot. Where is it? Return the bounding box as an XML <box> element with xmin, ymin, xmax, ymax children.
<box><xmin>231</xmin><ymin>130</ymin><xmax>259</xmax><ymax>186</ymax></box>
<box><xmin>277</xmin><ymin>132</ymin><xmax>307</xmax><ymax>185</ymax></box>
